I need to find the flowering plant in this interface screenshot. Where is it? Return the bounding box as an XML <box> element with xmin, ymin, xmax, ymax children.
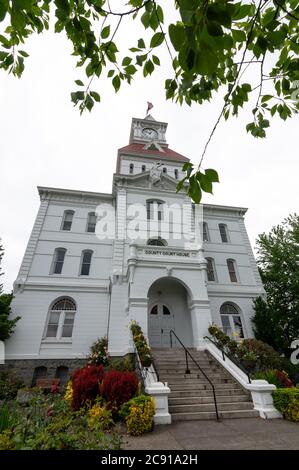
<box><xmin>87</xmin><ymin>337</ymin><xmax>109</xmax><ymax>366</ymax></box>
<box><xmin>130</xmin><ymin>321</ymin><xmax>152</xmax><ymax>368</ymax></box>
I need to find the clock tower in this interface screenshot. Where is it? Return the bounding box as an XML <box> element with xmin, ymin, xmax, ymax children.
<box><xmin>129</xmin><ymin>115</ymin><xmax>167</xmax><ymax>145</ymax></box>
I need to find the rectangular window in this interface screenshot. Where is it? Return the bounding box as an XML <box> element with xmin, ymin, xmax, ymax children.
<box><xmin>203</xmin><ymin>222</ymin><xmax>210</xmax><ymax>242</ymax></box>
<box><xmin>46</xmin><ymin>312</ymin><xmax>60</xmax><ymax>337</ymax></box>
<box><xmin>227</xmin><ymin>259</ymin><xmax>238</xmax><ymax>282</ymax></box>
<box><xmin>206</xmin><ymin>258</ymin><xmax>216</xmax><ymax>282</ymax></box>
<box><xmin>147</xmin><ymin>201</ymin><xmax>163</xmax><ymax>221</ymax></box>
<box><xmin>62</xmin><ymin>211</ymin><xmax>74</xmax><ymax>231</ymax></box>
<box><xmin>80</xmin><ymin>251</ymin><xmax>92</xmax><ymax>276</ymax></box>
<box><xmin>219</xmin><ymin>224</ymin><xmax>228</xmax><ymax>243</ymax></box>
<box><xmin>87</xmin><ymin>213</ymin><xmax>97</xmax><ymax>233</ymax></box>
<box><xmin>221</xmin><ymin>315</ymin><xmax>232</xmax><ymax>337</ymax></box>
<box><xmin>53</xmin><ymin>249</ymin><xmax>66</xmax><ymax>274</ymax></box>
<box><xmin>61</xmin><ymin>312</ymin><xmax>75</xmax><ymax>337</ymax></box>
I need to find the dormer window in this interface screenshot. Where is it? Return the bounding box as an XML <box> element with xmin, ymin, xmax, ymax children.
<box><xmin>142</xmin><ymin>165</ymin><xmax>146</xmax><ymax>172</ymax></box>
<box><xmin>174</xmin><ymin>169</ymin><xmax>179</xmax><ymax>179</ymax></box>
<box><xmin>163</xmin><ymin>167</ymin><xmax>167</xmax><ymax>174</ymax></box>
<box><xmin>129</xmin><ymin>163</ymin><xmax>134</xmax><ymax>174</ymax></box>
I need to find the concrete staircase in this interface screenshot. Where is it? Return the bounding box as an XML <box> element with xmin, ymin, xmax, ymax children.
<box><xmin>152</xmin><ymin>348</ymin><xmax>259</xmax><ymax>421</ymax></box>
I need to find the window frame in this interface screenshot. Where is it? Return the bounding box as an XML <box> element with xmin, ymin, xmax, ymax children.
<box><xmin>146</xmin><ymin>199</ymin><xmax>165</xmax><ymax>221</ymax></box>
<box><xmin>147</xmin><ymin>237</ymin><xmax>167</xmax><ymax>246</ymax></box>
<box><xmin>86</xmin><ymin>212</ymin><xmax>97</xmax><ymax>233</ymax></box>
<box><xmin>220</xmin><ymin>302</ymin><xmax>244</xmax><ymax>340</ymax></box>
<box><xmin>61</xmin><ymin>210</ymin><xmax>74</xmax><ymax>231</ymax></box>
<box><xmin>226</xmin><ymin>258</ymin><xmax>238</xmax><ymax>283</ymax></box>
<box><xmin>129</xmin><ymin>163</ymin><xmax>134</xmax><ymax>174</ymax></box>
<box><xmin>44</xmin><ymin>297</ymin><xmax>76</xmax><ymax>341</ymax></box>
<box><xmin>141</xmin><ymin>164</ymin><xmax>146</xmax><ymax>172</ymax></box>
<box><xmin>174</xmin><ymin>169</ymin><xmax>179</xmax><ymax>180</ymax></box>
<box><xmin>50</xmin><ymin>248</ymin><xmax>67</xmax><ymax>275</ymax></box>
<box><xmin>79</xmin><ymin>249</ymin><xmax>93</xmax><ymax>276</ymax></box>
<box><xmin>219</xmin><ymin>223</ymin><xmax>229</xmax><ymax>243</ymax></box>
<box><xmin>203</xmin><ymin>222</ymin><xmax>210</xmax><ymax>242</ymax></box>
<box><xmin>206</xmin><ymin>257</ymin><xmax>217</xmax><ymax>282</ymax></box>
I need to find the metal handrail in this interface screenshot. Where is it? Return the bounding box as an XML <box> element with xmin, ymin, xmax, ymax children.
<box><xmin>204</xmin><ymin>336</ymin><xmax>251</xmax><ymax>384</ymax></box>
<box><xmin>170</xmin><ymin>329</ymin><xmax>219</xmax><ymax>421</ymax></box>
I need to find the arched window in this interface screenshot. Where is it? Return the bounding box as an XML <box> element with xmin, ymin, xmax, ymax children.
<box><xmin>219</xmin><ymin>223</ymin><xmax>229</xmax><ymax>243</ymax></box>
<box><xmin>129</xmin><ymin>163</ymin><xmax>134</xmax><ymax>174</ymax></box>
<box><xmin>206</xmin><ymin>257</ymin><xmax>217</xmax><ymax>282</ymax></box>
<box><xmin>31</xmin><ymin>366</ymin><xmax>47</xmax><ymax>387</ymax></box>
<box><xmin>61</xmin><ymin>210</ymin><xmax>74</xmax><ymax>231</ymax></box>
<box><xmin>227</xmin><ymin>259</ymin><xmax>238</xmax><ymax>283</ymax></box>
<box><xmin>86</xmin><ymin>212</ymin><xmax>97</xmax><ymax>233</ymax></box>
<box><xmin>220</xmin><ymin>303</ymin><xmax>244</xmax><ymax>339</ymax></box>
<box><xmin>51</xmin><ymin>248</ymin><xmax>66</xmax><ymax>275</ymax></box>
<box><xmin>55</xmin><ymin>366</ymin><xmax>69</xmax><ymax>386</ymax></box>
<box><xmin>45</xmin><ymin>297</ymin><xmax>76</xmax><ymax>339</ymax></box>
<box><xmin>80</xmin><ymin>250</ymin><xmax>93</xmax><ymax>276</ymax></box>
<box><xmin>203</xmin><ymin>222</ymin><xmax>210</xmax><ymax>242</ymax></box>
<box><xmin>142</xmin><ymin>165</ymin><xmax>146</xmax><ymax>172</ymax></box>
<box><xmin>147</xmin><ymin>238</ymin><xmax>167</xmax><ymax>246</ymax></box>
<box><xmin>146</xmin><ymin>200</ymin><xmax>164</xmax><ymax>221</ymax></box>
<box><xmin>174</xmin><ymin>169</ymin><xmax>179</xmax><ymax>180</ymax></box>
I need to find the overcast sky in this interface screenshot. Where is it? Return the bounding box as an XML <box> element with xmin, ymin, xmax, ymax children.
<box><xmin>1</xmin><ymin>6</ymin><xmax>298</xmax><ymax>291</ymax></box>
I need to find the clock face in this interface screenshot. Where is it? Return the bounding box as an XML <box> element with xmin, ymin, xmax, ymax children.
<box><xmin>142</xmin><ymin>127</ymin><xmax>158</xmax><ymax>139</ymax></box>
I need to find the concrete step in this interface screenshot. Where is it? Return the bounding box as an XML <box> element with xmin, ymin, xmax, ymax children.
<box><xmin>169</xmin><ymin>382</ymin><xmax>242</xmax><ymax>391</ymax></box>
<box><xmin>169</xmin><ymin>395</ymin><xmax>250</xmax><ymax>405</ymax></box>
<box><xmin>159</xmin><ymin>375</ymin><xmax>233</xmax><ymax>383</ymax></box>
<box><xmin>169</xmin><ymin>401</ymin><xmax>254</xmax><ymax>414</ymax></box>
<box><xmin>170</xmin><ymin>388</ymin><xmax>250</xmax><ymax>398</ymax></box>
<box><xmin>171</xmin><ymin>409</ymin><xmax>260</xmax><ymax>421</ymax></box>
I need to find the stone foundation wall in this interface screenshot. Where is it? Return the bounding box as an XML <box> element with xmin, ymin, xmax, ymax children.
<box><xmin>0</xmin><ymin>359</ymin><xmax>87</xmax><ymax>386</ymax></box>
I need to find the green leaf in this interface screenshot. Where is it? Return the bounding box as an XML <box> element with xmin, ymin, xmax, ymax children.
<box><xmin>18</xmin><ymin>50</ymin><xmax>29</xmax><ymax>57</ymax></box>
<box><xmin>101</xmin><ymin>25</ymin><xmax>110</xmax><ymax>39</ymax></box>
<box><xmin>107</xmin><ymin>69</ymin><xmax>114</xmax><ymax>78</ymax></box>
<box><xmin>169</xmin><ymin>23</ymin><xmax>185</xmax><ymax>52</ymax></box>
<box><xmin>205</xmin><ymin>168</ymin><xmax>219</xmax><ymax>183</ymax></box>
<box><xmin>261</xmin><ymin>95</ymin><xmax>272</xmax><ymax>103</ymax></box>
<box><xmin>141</xmin><ymin>11</ymin><xmax>150</xmax><ymax>29</ymax></box>
<box><xmin>152</xmin><ymin>55</ymin><xmax>160</xmax><ymax>66</ymax></box>
<box><xmin>200</xmin><ymin>174</ymin><xmax>213</xmax><ymax>194</ymax></box>
<box><xmin>156</xmin><ymin>5</ymin><xmax>164</xmax><ymax>23</ymax></box>
<box><xmin>207</xmin><ymin>20</ymin><xmax>224</xmax><ymax>37</ymax></box>
<box><xmin>13</xmin><ymin>0</ymin><xmax>32</xmax><ymax>11</ymax></box>
<box><xmin>11</xmin><ymin>7</ymin><xmax>26</xmax><ymax>30</ymax></box>
<box><xmin>150</xmin><ymin>32</ymin><xmax>164</xmax><ymax>48</ymax></box>
<box><xmin>137</xmin><ymin>38</ymin><xmax>145</xmax><ymax>49</ymax></box>
<box><xmin>176</xmin><ymin>177</ymin><xmax>187</xmax><ymax>193</ymax></box>
<box><xmin>90</xmin><ymin>91</ymin><xmax>101</xmax><ymax>102</ymax></box>
<box><xmin>122</xmin><ymin>56</ymin><xmax>132</xmax><ymax>66</ymax></box>
<box><xmin>124</xmin><ymin>64</ymin><xmax>137</xmax><ymax>75</ymax></box>
<box><xmin>112</xmin><ymin>75</ymin><xmax>121</xmax><ymax>92</ymax></box>
<box><xmin>188</xmin><ymin>175</ymin><xmax>202</xmax><ymax>204</ymax></box>
<box><xmin>75</xmin><ymin>79</ymin><xmax>84</xmax><ymax>86</ymax></box>
<box><xmin>0</xmin><ymin>0</ymin><xmax>8</xmax><ymax>21</ymax></box>
<box><xmin>145</xmin><ymin>59</ymin><xmax>154</xmax><ymax>75</ymax></box>
<box><xmin>232</xmin><ymin>29</ymin><xmax>246</xmax><ymax>43</ymax></box>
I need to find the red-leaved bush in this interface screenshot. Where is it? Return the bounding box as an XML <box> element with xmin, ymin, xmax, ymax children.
<box><xmin>71</xmin><ymin>364</ymin><xmax>105</xmax><ymax>411</ymax></box>
<box><xmin>275</xmin><ymin>370</ymin><xmax>294</xmax><ymax>388</ymax></box>
<box><xmin>100</xmin><ymin>371</ymin><xmax>138</xmax><ymax>411</ymax></box>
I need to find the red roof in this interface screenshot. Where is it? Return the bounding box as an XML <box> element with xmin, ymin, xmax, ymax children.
<box><xmin>118</xmin><ymin>143</ymin><xmax>189</xmax><ymax>162</ymax></box>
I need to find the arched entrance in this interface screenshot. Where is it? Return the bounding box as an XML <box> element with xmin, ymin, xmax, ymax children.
<box><xmin>148</xmin><ymin>277</ymin><xmax>193</xmax><ymax>348</ymax></box>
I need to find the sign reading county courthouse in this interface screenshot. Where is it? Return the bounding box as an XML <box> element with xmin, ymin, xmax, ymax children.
<box><xmin>144</xmin><ymin>250</ymin><xmax>190</xmax><ymax>257</ymax></box>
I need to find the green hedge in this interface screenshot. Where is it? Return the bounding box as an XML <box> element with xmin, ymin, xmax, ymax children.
<box><xmin>273</xmin><ymin>388</ymin><xmax>299</xmax><ymax>422</ymax></box>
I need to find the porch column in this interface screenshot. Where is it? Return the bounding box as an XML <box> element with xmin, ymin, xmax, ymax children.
<box><xmin>190</xmin><ymin>299</ymin><xmax>213</xmax><ymax>349</ymax></box>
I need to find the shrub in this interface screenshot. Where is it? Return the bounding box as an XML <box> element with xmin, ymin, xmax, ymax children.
<box><xmin>241</xmin><ymin>339</ymin><xmax>282</xmax><ymax>369</ymax></box>
<box><xmin>87</xmin><ymin>401</ymin><xmax>113</xmax><ymax>430</ymax></box>
<box><xmin>254</xmin><ymin>369</ymin><xmax>293</xmax><ymax>388</ymax></box>
<box><xmin>0</xmin><ymin>371</ymin><xmax>24</xmax><ymax>400</ymax></box>
<box><xmin>130</xmin><ymin>321</ymin><xmax>152</xmax><ymax>368</ymax></box>
<box><xmin>88</xmin><ymin>337</ymin><xmax>109</xmax><ymax>366</ymax></box>
<box><xmin>120</xmin><ymin>395</ymin><xmax>155</xmax><ymax>436</ymax></box>
<box><xmin>108</xmin><ymin>356</ymin><xmax>134</xmax><ymax>372</ymax></box>
<box><xmin>71</xmin><ymin>365</ymin><xmax>105</xmax><ymax>411</ymax></box>
<box><xmin>64</xmin><ymin>381</ymin><xmax>73</xmax><ymax>403</ymax></box>
<box><xmin>273</xmin><ymin>388</ymin><xmax>299</xmax><ymax>422</ymax></box>
<box><xmin>101</xmin><ymin>370</ymin><xmax>138</xmax><ymax>413</ymax></box>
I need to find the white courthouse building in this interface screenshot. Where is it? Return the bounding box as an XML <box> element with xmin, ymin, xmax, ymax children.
<box><xmin>5</xmin><ymin>115</ymin><xmax>264</xmax><ymax>384</ymax></box>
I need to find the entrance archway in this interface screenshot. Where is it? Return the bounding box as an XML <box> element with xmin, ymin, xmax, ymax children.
<box><xmin>148</xmin><ymin>277</ymin><xmax>193</xmax><ymax>348</ymax></box>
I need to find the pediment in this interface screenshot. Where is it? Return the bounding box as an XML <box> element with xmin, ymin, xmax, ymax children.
<box><xmin>114</xmin><ymin>172</ymin><xmax>180</xmax><ymax>191</ymax></box>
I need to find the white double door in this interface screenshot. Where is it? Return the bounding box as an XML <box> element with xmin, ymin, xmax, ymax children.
<box><xmin>148</xmin><ymin>303</ymin><xmax>175</xmax><ymax>348</ymax></box>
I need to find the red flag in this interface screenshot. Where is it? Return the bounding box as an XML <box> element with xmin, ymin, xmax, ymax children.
<box><xmin>146</xmin><ymin>102</ymin><xmax>153</xmax><ymax>114</ymax></box>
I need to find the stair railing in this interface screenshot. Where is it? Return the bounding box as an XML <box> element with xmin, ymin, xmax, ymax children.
<box><xmin>204</xmin><ymin>336</ymin><xmax>251</xmax><ymax>384</ymax></box>
<box><xmin>169</xmin><ymin>329</ymin><xmax>219</xmax><ymax>421</ymax></box>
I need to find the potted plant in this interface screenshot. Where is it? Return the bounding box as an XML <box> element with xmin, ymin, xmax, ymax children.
<box><xmin>240</xmin><ymin>351</ymin><xmax>258</xmax><ymax>372</ymax></box>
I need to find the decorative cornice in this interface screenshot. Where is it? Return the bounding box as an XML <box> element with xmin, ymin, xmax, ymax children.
<box><xmin>38</xmin><ymin>186</ymin><xmax>113</xmax><ymax>205</ymax></box>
